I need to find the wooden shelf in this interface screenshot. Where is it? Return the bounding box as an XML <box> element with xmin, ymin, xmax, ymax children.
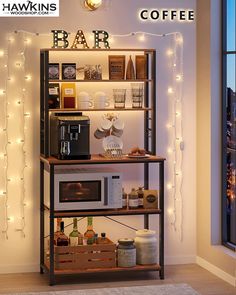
<box><xmin>43</xmin><ymin>263</ymin><xmax>161</xmax><ymax>275</ymax></box>
<box><xmin>48</xmin><ymin>79</ymin><xmax>152</xmax><ymax>83</ymax></box>
<box><xmin>41</xmin><ymin>48</ymin><xmax>156</xmax><ymax>52</ymax></box>
<box><xmin>40</xmin><ymin>154</ymin><xmax>166</xmax><ymax>165</ymax></box>
<box><xmin>49</xmin><ymin>107</ymin><xmax>152</xmax><ymax>112</ymax></box>
<box><xmin>44</xmin><ymin>206</ymin><xmax>161</xmax><ymax>217</ymax></box>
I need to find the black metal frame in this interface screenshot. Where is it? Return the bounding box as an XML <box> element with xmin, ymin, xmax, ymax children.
<box><xmin>222</xmin><ymin>0</ymin><xmax>236</xmax><ymax>251</ymax></box>
<box><xmin>39</xmin><ymin>48</ymin><xmax>165</xmax><ymax>285</ymax></box>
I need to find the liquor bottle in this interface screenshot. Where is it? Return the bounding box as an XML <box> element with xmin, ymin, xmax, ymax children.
<box><xmin>69</xmin><ymin>218</ymin><xmax>83</xmax><ymax>246</ymax></box>
<box><xmin>54</xmin><ymin>218</ymin><xmax>62</xmax><ymax>245</ymax></box>
<box><xmin>84</xmin><ymin>217</ymin><xmax>95</xmax><ymax>245</ymax></box>
<box><xmin>137</xmin><ymin>187</ymin><xmax>144</xmax><ymax>208</ymax></box>
<box><xmin>97</xmin><ymin>232</ymin><xmax>110</xmax><ymax>244</ymax></box>
<box><xmin>56</xmin><ymin>221</ymin><xmax>69</xmax><ymax>246</ymax></box>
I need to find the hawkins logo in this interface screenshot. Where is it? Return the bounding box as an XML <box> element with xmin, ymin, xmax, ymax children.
<box><xmin>0</xmin><ymin>0</ymin><xmax>59</xmax><ymax>17</ymax></box>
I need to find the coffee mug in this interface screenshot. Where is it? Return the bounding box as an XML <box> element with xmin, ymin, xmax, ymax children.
<box><xmin>111</xmin><ymin>118</ymin><xmax>124</xmax><ymax>137</ymax></box>
<box><xmin>77</xmin><ymin>91</ymin><xmax>94</xmax><ymax>109</ymax></box>
<box><xmin>94</xmin><ymin>91</ymin><xmax>110</xmax><ymax>109</ymax></box>
<box><xmin>94</xmin><ymin>128</ymin><xmax>108</xmax><ymax>139</ymax></box>
<box><xmin>77</xmin><ymin>101</ymin><xmax>93</xmax><ymax>109</ymax></box>
<box><xmin>101</xmin><ymin>118</ymin><xmax>112</xmax><ymax>132</ymax></box>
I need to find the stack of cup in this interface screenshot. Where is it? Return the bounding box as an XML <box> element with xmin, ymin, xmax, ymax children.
<box><xmin>77</xmin><ymin>92</ymin><xmax>94</xmax><ymax>109</ymax></box>
<box><xmin>94</xmin><ymin>118</ymin><xmax>112</xmax><ymax>139</ymax></box>
<box><xmin>94</xmin><ymin>91</ymin><xmax>110</xmax><ymax>109</ymax></box>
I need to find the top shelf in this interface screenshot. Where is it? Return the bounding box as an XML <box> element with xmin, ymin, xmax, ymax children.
<box><xmin>40</xmin><ymin>154</ymin><xmax>166</xmax><ymax>166</ymax></box>
<box><xmin>40</xmin><ymin>48</ymin><xmax>156</xmax><ymax>53</ymax></box>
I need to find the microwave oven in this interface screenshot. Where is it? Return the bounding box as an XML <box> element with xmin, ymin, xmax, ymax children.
<box><xmin>44</xmin><ymin>167</ymin><xmax>122</xmax><ymax>211</ymax></box>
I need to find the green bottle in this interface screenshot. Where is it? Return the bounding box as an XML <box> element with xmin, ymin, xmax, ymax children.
<box><xmin>69</xmin><ymin>218</ymin><xmax>82</xmax><ymax>246</ymax></box>
<box><xmin>84</xmin><ymin>217</ymin><xmax>95</xmax><ymax>245</ymax></box>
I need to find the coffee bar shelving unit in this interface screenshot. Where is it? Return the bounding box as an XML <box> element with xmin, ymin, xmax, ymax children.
<box><xmin>40</xmin><ymin>48</ymin><xmax>165</xmax><ymax>285</ymax></box>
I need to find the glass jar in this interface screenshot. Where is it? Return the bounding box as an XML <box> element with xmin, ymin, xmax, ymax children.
<box><xmin>128</xmin><ymin>188</ymin><xmax>139</xmax><ymax>209</ymax></box>
<box><xmin>117</xmin><ymin>238</ymin><xmax>136</xmax><ymax>267</ymax></box>
<box><xmin>135</xmin><ymin>229</ymin><xmax>157</xmax><ymax>265</ymax></box>
<box><xmin>122</xmin><ymin>188</ymin><xmax>128</xmax><ymax>208</ymax></box>
<box><xmin>84</xmin><ymin>64</ymin><xmax>102</xmax><ymax>80</ymax></box>
<box><xmin>137</xmin><ymin>187</ymin><xmax>144</xmax><ymax>208</ymax></box>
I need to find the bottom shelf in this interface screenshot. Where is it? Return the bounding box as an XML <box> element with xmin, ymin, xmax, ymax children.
<box><xmin>44</xmin><ymin>262</ymin><xmax>161</xmax><ymax>275</ymax></box>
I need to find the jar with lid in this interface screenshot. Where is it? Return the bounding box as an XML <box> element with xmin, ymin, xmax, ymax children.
<box><xmin>128</xmin><ymin>188</ymin><xmax>139</xmax><ymax>209</ymax></box>
<box><xmin>135</xmin><ymin>229</ymin><xmax>157</xmax><ymax>265</ymax></box>
<box><xmin>122</xmin><ymin>188</ymin><xmax>128</xmax><ymax>208</ymax></box>
<box><xmin>117</xmin><ymin>238</ymin><xmax>136</xmax><ymax>267</ymax></box>
<box><xmin>137</xmin><ymin>187</ymin><xmax>144</xmax><ymax>207</ymax></box>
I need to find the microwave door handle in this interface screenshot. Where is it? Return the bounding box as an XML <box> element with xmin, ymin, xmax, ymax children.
<box><xmin>103</xmin><ymin>177</ymin><xmax>108</xmax><ymax>206</ymax></box>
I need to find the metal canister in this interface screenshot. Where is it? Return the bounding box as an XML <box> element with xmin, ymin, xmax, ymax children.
<box><xmin>117</xmin><ymin>238</ymin><xmax>136</xmax><ymax>267</ymax></box>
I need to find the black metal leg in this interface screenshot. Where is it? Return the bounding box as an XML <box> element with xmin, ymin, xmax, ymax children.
<box><xmin>159</xmin><ymin>161</ymin><xmax>165</xmax><ymax>279</ymax></box>
<box><xmin>144</xmin><ymin>214</ymin><xmax>149</xmax><ymax>229</ymax></box>
<box><xmin>40</xmin><ymin>161</ymin><xmax>44</xmax><ymax>274</ymax></box>
<box><xmin>49</xmin><ymin>164</ymin><xmax>55</xmax><ymax>286</ymax></box>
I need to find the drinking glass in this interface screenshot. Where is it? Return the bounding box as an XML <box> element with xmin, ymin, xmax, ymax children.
<box><xmin>131</xmin><ymin>83</ymin><xmax>144</xmax><ymax>108</ymax></box>
<box><xmin>113</xmin><ymin>89</ymin><xmax>127</xmax><ymax>108</ymax></box>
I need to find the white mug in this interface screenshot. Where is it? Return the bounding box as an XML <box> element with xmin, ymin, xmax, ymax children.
<box><xmin>94</xmin><ymin>91</ymin><xmax>110</xmax><ymax>109</ymax></box>
<box><xmin>77</xmin><ymin>101</ymin><xmax>93</xmax><ymax>109</ymax></box>
<box><xmin>77</xmin><ymin>92</ymin><xmax>94</xmax><ymax>109</ymax></box>
<box><xmin>100</xmin><ymin>118</ymin><xmax>112</xmax><ymax>132</ymax></box>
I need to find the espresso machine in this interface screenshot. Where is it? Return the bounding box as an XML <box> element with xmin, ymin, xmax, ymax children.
<box><xmin>50</xmin><ymin>112</ymin><xmax>91</xmax><ymax>160</ymax></box>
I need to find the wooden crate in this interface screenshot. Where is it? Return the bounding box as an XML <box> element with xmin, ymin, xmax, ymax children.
<box><xmin>53</xmin><ymin>240</ymin><xmax>116</xmax><ymax>271</ymax></box>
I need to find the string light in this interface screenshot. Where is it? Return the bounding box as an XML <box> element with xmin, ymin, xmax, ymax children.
<box><xmin>166</xmin><ymin>49</ymin><xmax>174</xmax><ymax>56</ymax></box>
<box><xmin>1</xmin><ymin>35</ymin><xmax>11</xmax><ymax>239</ymax></box>
<box><xmin>166</xmin><ymin>32</ymin><xmax>184</xmax><ymax>241</ymax></box>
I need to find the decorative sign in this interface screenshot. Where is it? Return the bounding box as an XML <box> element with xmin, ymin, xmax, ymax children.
<box><xmin>139</xmin><ymin>9</ymin><xmax>195</xmax><ymax>22</ymax></box>
<box><xmin>51</xmin><ymin>30</ymin><xmax>110</xmax><ymax>49</ymax></box>
<box><xmin>0</xmin><ymin>0</ymin><xmax>59</xmax><ymax>17</ymax></box>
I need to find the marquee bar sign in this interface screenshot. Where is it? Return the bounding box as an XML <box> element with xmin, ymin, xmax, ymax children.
<box><xmin>51</xmin><ymin>30</ymin><xmax>110</xmax><ymax>49</ymax></box>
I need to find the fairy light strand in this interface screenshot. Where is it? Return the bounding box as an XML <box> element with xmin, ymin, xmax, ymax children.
<box><xmin>18</xmin><ymin>33</ymin><xmax>28</xmax><ymax>238</ymax></box>
<box><xmin>2</xmin><ymin>35</ymin><xmax>11</xmax><ymax>239</ymax></box>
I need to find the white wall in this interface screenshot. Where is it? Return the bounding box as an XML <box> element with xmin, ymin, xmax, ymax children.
<box><xmin>0</xmin><ymin>0</ymin><xmax>196</xmax><ymax>273</ymax></box>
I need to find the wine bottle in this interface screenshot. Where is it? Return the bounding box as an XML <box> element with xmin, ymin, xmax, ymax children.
<box><xmin>69</xmin><ymin>218</ymin><xmax>82</xmax><ymax>246</ymax></box>
<box><xmin>54</xmin><ymin>218</ymin><xmax>62</xmax><ymax>245</ymax></box>
<box><xmin>84</xmin><ymin>217</ymin><xmax>95</xmax><ymax>245</ymax></box>
<box><xmin>56</xmin><ymin>221</ymin><xmax>69</xmax><ymax>246</ymax></box>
